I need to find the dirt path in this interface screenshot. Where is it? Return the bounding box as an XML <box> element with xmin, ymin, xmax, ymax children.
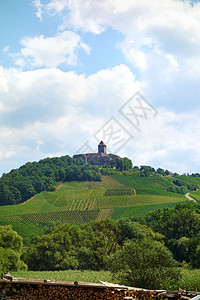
<box><xmin>56</xmin><ymin>183</ymin><xmax>63</xmax><ymax>190</ymax></box>
<box><xmin>21</xmin><ymin>196</ymin><xmax>34</xmax><ymax>205</ymax></box>
<box><xmin>185</xmin><ymin>192</ymin><xmax>197</xmax><ymax>202</ymax></box>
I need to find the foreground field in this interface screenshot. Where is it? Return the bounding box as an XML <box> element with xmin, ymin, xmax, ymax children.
<box><xmin>12</xmin><ymin>270</ymin><xmax>115</xmax><ymax>284</ymax></box>
<box><xmin>12</xmin><ymin>269</ymin><xmax>200</xmax><ymax>291</ymax></box>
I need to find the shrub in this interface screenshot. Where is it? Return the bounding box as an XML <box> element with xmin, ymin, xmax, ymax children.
<box><xmin>108</xmin><ymin>238</ymin><xmax>180</xmax><ymax>290</ymax></box>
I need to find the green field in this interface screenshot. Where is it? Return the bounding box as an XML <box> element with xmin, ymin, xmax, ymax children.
<box><xmin>112</xmin><ymin>174</ymin><xmax>179</xmax><ymax>195</ymax></box>
<box><xmin>0</xmin><ymin>175</ymin><xmax>191</xmax><ymax>235</ymax></box>
<box><xmin>12</xmin><ymin>270</ymin><xmax>114</xmax><ymax>284</ymax></box>
<box><xmin>11</xmin><ymin>269</ymin><xmax>200</xmax><ymax>291</ymax></box>
<box><xmin>190</xmin><ymin>190</ymin><xmax>200</xmax><ymax>201</ymax></box>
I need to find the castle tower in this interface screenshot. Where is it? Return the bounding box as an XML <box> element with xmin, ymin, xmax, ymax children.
<box><xmin>98</xmin><ymin>141</ymin><xmax>106</xmax><ymax>154</ymax></box>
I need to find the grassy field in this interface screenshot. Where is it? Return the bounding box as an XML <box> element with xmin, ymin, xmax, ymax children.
<box><xmin>111</xmin><ymin>201</ymin><xmax>185</xmax><ymax>219</ymax></box>
<box><xmin>12</xmin><ymin>270</ymin><xmax>115</xmax><ymax>284</ymax></box>
<box><xmin>11</xmin><ymin>269</ymin><xmax>200</xmax><ymax>291</ymax></box>
<box><xmin>190</xmin><ymin>190</ymin><xmax>200</xmax><ymax>201</ymax></box>
<box><xmin>112</xmin><ymin>174</ymin><xmax>181</xmax><ymax>196</ymax></box>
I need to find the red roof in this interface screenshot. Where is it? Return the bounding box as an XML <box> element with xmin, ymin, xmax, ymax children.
<box><xmin>98</xmin><ymin>141</ymin><xmax>106</xmax><ymax>146</ymax></box>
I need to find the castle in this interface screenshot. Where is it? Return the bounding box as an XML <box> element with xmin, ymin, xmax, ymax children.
<box><xmin>73</xmin><ymin>141</ymin><xmax>119</xmax><ymax>167</ymax></box>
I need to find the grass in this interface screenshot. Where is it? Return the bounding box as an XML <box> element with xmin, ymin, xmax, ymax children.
<box><xmin>11</xmin><ymin>270</ymin><xmax>115</xmax><ymax>284</ymax></box>
<box><xmin>112</xmin><ymin>174</ymin><xmax>179</xmax><ymax>196</ymax></box>
<box><xmin>11</xmin><ymin>268</ymin><xmax>200</xmax><ymax>291</ymax></box>
<box><xmin>112</xmin><ymin>202</ymin><xmax>185</xmax><ymax>219</ymax></box>
<box><xmin>190</xmin><ymin>190</ymin><xmax>200</xmax><ymax>201</ymax></box>
<box><xmin>175</xmin><ymin>175</ymin><xmax>200</xmax><ymax>186</ymax></box>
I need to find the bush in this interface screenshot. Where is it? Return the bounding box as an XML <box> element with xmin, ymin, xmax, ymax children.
<box><xmin>108</xmin><ymin>239</ymin><xmax>180</xmax><ymax>290</ymax></box>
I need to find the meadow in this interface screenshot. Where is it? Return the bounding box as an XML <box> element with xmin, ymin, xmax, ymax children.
<box><xmin>11</xmin><ymin>269</ymin><xmax>200</xmax><ymax>291</ymax></box>
<box><xmin>12</xmin><ymin>270</ymin><xmax>115</xmax><ymax>284</ymax></box>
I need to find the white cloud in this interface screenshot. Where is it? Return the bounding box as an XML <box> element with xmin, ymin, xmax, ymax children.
<box><xmin>0</xmin><ymin>67</ymin><xmax>8</xmax><ymax>93</ymax></box>
<box><xmin>121</xmin><ymin>108</ymin><xmax>200</xmax><ymax>173</ymax></box>
<box><xmin>3</xmin><ymin>46</ymin><xmax>9</xmax><ymax>53</ymax></box>
<box><xmin>47</xmin><ymin>0</ymin><xmax>68</xmax><ymax>13</ymax></box>
<box><xmin>2</xmin><ymin>0</ymin><xmax>200</xmax><ymax>175</ymax></box>
<box><xmin>46</xmin><ymin>0</ymin><xmax>200</xmax><ymax>45</ymax></box>
<box><xmin>36</xmin><ymin>0</ymin><xmax>200</xmax><ymax>90</ymax></box>
<box><xmin>33</xmin><ymin>0</ymin><xmax>43</xmax><ymax>21</ymax></box>
<box><xmin>1</xmin><ymin>62</ymin><xmax>200</xmax><ymax>174</ymax></box>
<box><xmin>15</xmin><ymin>31</ymin><xmax>90</xmax><ymax>68</ymax></box>
<box><xmin>0</xmin><ymin>64</ymin><xmax>140</xmax><ymax>174</ymax></box>
<box><xmin>41</xmin><ymin>0</ymin><xmax>200</xmax><ymax>112</ymax></box>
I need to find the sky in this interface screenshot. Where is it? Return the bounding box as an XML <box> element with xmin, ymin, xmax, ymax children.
<box><xmin>1</xmin><ymin>0</ymin><xmax>200</xmax><ymax>176</ymax></box>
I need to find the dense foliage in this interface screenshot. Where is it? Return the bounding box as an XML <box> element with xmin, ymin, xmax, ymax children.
<box><xmin>19</xmin><ymin>218</ymin><xmax>181</xmax><ymax>289</ymax></box>
<box><xmin>0</xmin><ymin>156</ymin><xmax>101</xmax><ymax>206</ymax></box>
<box><xmin>0</xmin><ymin>225</ymin><xmax>27</xmax><ymax>273</ymax></box>
<box><xmin>23</xmin><ymin>219</ymin><xmax>162</xmax><ymax>271</ymax></box>
<box><xmin>167</xmin><ymin>179</ymin><xmax>198</xmax><ymax>194</ymax></box>
<box><xmin>138</xmin><ymin>202</ymin><xmax>200</xmax><ymax>268</ymax></box>
<box><xmin>108</xmin><ymin>239</ymin><xmax>180</xmax><ymax>289</ymax></box>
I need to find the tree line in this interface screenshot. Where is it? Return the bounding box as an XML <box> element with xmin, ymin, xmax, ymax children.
<box><xmin>0</xmin><ymin>218</ymin><xmax>179</xmax><ymax>290</ymax></box>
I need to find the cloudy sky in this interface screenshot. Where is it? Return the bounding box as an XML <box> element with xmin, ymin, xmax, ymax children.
<box><xmin>0</xmin><ymin>0</ymin><xmax>200</xmax><ymax>175</ymax></box>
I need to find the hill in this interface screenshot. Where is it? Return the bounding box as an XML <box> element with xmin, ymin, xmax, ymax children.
<box><xmin>0</xmin><ymin>173</ymin><xmax>195</xmax><ymax>239</ymax></box>
<box><xmin>0</xmin><ymin>155</ymin><xmax>101</xmax><ymax>206</ymax></box>
<box><xmin>1</xmin><ymin>154</ymin><xmax>200</xmax><ymax>239</ymax></box>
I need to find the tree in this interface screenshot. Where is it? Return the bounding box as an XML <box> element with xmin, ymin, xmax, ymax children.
<box><xmin>23</xmin><ymin>223</ymin><xmax>81</xmax><ymax>271</ymax></box>
<box><xmin>116</xmin><ymin>158</ymin><xmax>125</xmax><ymax>171</ymax></box>
<box><xmin>157</xmin><ymin>168</ymin><xmax>165</xmax><ymax>175</ymax></box>
<box><xmin>0</xmin><ymin>225</ymin><xmax>27</xmax><ymax>273</ymax></box>
<box><xmin>116</xmin><ymin>157</ymin><xmax>133</xmax><ymax>171</ymax></box>
<box><xmin>122</xmin><ymin>157</ymin><xmax>133</xmax><ymax>170</ymax></box>
<box><xmin>145</xmin><ymin>203</ymin><xmax>200</xmax><ymax>240</ymax></box>
<box><xmin>80</xmin><ymin>219</ymin><xmax>120</xmax><ymax>270</ymax></box>
<box><xmin>108</xmin><ymin>239</ymin><xmax>180</xmax><ymax>290</ymax></box>
<box><xmin>117</xmin><ymin>218</ymin><xmax>146</xmax><ymax>245</ymax></box>
<box><xmin>140</xmin><ymin>166</ymin><xmax>155</xmax><ymax>176</ymax></box>
<box><xmin>143</xmin><ymin>203</ymin><xmax>200</xmax><ymax>264</ymax></box>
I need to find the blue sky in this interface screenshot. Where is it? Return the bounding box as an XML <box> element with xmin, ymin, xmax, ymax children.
<box><xmin>1</xmin><ymin>0</ymin><xmax>200</xmax><ymax>175</ymax></box>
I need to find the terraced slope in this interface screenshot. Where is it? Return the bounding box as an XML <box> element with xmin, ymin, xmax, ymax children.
<box><xmin>0</xmin><ymin>175</ymin><xmax>186</xmax><ymax>227</ymax></box>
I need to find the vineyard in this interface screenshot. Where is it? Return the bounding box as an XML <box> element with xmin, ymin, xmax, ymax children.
<box><xmin>0</xmin><ymin>175</ymin><xmax>187</xmax><ymax>227</ymax></box>
<box><xmin>190</xmin><ymin>190</ymin><xmax>200</xmax><ymax>201</ymax></box>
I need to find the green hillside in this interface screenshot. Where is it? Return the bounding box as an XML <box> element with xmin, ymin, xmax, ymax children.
<box><xmin>0</xmin><ymin>175</ymin><xmax>188</xmax><ymax>236</ymax></box>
